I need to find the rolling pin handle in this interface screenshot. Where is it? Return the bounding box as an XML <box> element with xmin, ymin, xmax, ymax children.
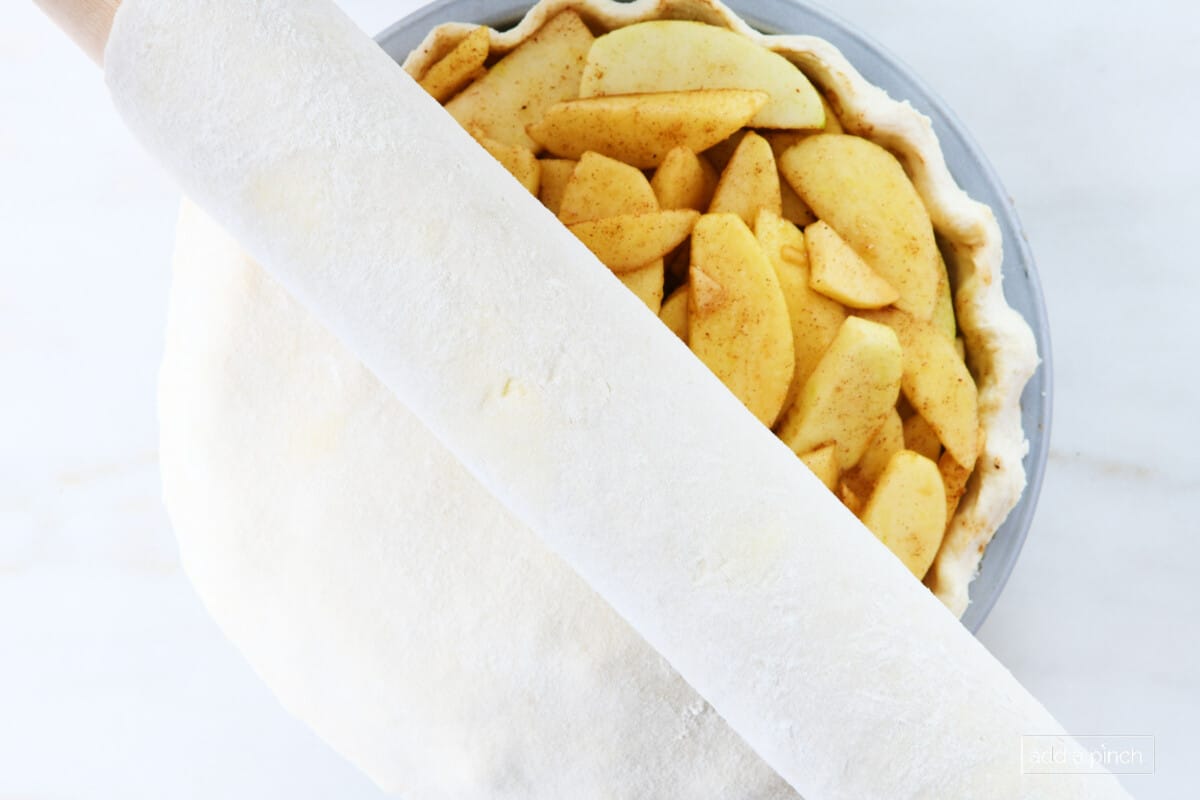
<box><xmin>35</xmin><ymin>0</ymin><xmax>122</xmax><ymax>66</ymax></box>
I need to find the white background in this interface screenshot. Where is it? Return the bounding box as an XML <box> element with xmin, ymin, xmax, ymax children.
<box><xmin>2</xmin><ymin>0</ymin><xmax>1195</xmax><ymax>796</ymax></box>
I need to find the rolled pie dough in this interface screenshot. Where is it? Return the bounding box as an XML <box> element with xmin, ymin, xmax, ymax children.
<box><xmin>106</xmin><ymin>0</ymin><xmax>1129</xmax><ymax>796</ymax></box>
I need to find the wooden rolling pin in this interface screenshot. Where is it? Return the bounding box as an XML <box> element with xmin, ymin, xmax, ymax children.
<box><xmin>35</xmin><ymin>0</ymin><xmax>121</xmax><ymax>64</ymax></box>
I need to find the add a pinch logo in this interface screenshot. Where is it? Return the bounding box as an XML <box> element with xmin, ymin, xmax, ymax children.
<box><xmin>1021</xmin><ymin>735</ymin><xmax>1155</xmax><ymax>775</ymax></box>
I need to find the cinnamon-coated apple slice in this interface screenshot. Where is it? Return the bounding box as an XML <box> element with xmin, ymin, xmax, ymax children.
<box><xmin>579</xmin><ymin>20</ymin><xmax>825</xmax><ymax>129</ymax></box>
<box><xmin>860</xmin><ymin>450</ymin><xmax>947</xmax><ymax>579</ymax></box>
<box><xmin>708</xmin><ymin>131</ymin><xmax>782</xmax><ymax>226</ymax></box>
<box><xmin>651</xmin><ymin>146</ymin><xmax>718</xmax><ymax>212</ymax></box>
<box><xmin>568</xmin><ymin>210</ymin><xmax>699</xmax><ymax>272</ymax></box>
<box><xmin>446</xmin><ymin>11</ymin><xmax>594</xmax><ymax>151</ymax></box>
<box><xmin>659</xmin><ymin>284</ymin><xmax>689</xmax><ymax>342</ymax></box>
<box><xmin>528</xmin><ymin>90</ymin><xmax>768</xmax><ymax>168</ymax></box>
<box><xmin>558</xmin><ymin>152</ymin><xmax>658</xmax><ymax>223</ymax></box>
<box><xmin>859</xmin><ymin>307</ymin><xmax>980</xmax><ymax>469</ymax></box>
<box><xmin>777</xmin><ymin>316</ymin><xmax>902</xmax><ymax>469</ymax></box>
<box><xmin>688</xmin><ymin>213</ymin><xmax>794</xmax><ymax>426</ymax></box>
<box><xmin>754</xmin><ymin>210</ymin><xmax>846</xmax><ymax>412</ymax></box>
<box><xmin>779</xmin><ymin>133</ymin><xmax>941</xmax><ymax>318</ymax></box>
<box><xmin>805</xmin><ymin>220</ymin><xmax>900</xmax><ymax>309</ymax></box>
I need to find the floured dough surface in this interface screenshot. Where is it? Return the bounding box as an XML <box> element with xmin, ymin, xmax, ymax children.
<box><xmin>118</xmin><ymin>0</ymin><xmax>1125</xmax><ymax>797</ymax></box>
<box><xmin>162</xmin><ymin>202</ymin><xmax>794</xmax><ymax>798</ymax></box>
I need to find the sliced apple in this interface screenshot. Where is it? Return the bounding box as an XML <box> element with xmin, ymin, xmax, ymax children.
<box><xmin>841</xmin><ymin>409</ymin><xmax>903</xmax><ymax>501</ymax></box>
<box><xmin>472</xmin><ymin>133</ymin><xmax>540</xmax><ymax>195</ymax></box>
<box><xmin>763</xmin><ymin>131</ymin><xmax>808</xmax><ymax>158</ymax></box>
<box><xmin>779</xmin><ymin>180</ymin><xmax>817</xmax><ymax>227</ymax></box>
<box><xmin>527</xmin><ymin>90</ymin><xmax>768</xmax><ymax>168</ymax></box>
<box><xmin>446</xmin><ymin>11</ymin><xmax>593</xmax><ymax>151</ymax></box>
<box><xmin>652</xmin><ymin>146</ymin><xmax>718</xmax><ymax>212</ymax></box>
<box><xmin>805</xmin><ymin>220</ymin><xmax>900</xmax><ymax>308</ymax></box>
<box><xmin>852</xmin><ymin>409</ymin><xmax>904</xmax><ymax>486</ymax></box>
<box><xmin>762</xmin><ymin>132</ymin><xmax>818</xmax><ymax>226</ymax></box>
<box><xmin>754</xmin><ymin>210</ymin><xmax>845</xmax><ymax>411</ymax></box>
<box><xmin>705</xmin><ymin>130</ymin><xmax>747</xmax><ymax>173</ymax></box>
<box><xmin>939</xmin><ymin>449</ymin><xmax>973</xmax><ymax>525</ymax></box>
<box><xmin>903</xmin><ymin>413</ymin><xmax>942</xmax><ymax>462</ymax></box>
<box><xmin>861</xmin><ymin>450</ymin><xmax>947</xmax><ymax>579</ymax></box>
<box><xmin>817</xmin><ymin>92</ymin><xmax>844</xmax><ymax>134</ymax></box>
<box><xmin>858</xmin><ymin>308</ymin><xmax>980</xmax><ymax>469</ymax></box>
<box><xmin>552</xmin><ymin>152</ymin><xmax>665</xmax><ymax>310</ymax></box>
<box><xmin>418</xmin><ymin>26</ymin><xmax>490</xmax><ymax>103</ymax></box>
<box><xmin>568</xmin><ymin>210</ymin><xmax>699</xmax><ymax>272</ymax></box>
<box><xmin>579</xmin><ymin>21</ymin><xmax>825</xmax><ymax>129</ymax></box>
<box><xmin>618</xmin><ymin>260</ymin><xmax>664</xmax><ymax>314</ymax></box>
<box><xmin>558</xmin><ymin>152</ymin><xmax>658</xmax><ymax>224</ymax></box>
<box><xmin>689</xmin><ymin>213</ymin><xmax>794</xmax><ymax>427</ymax></box>
<box><xmin>665</xmin><ymin>242</ymin><xmax>691</xmax><ymax>283</ymax></box>
<box><xmin>839</xmin><ymin>481</ymin><xmax>865</xmax><ymax>515</ymax></box>
<box><xmin>659</xmin><ymin>283</ymin><xmax>689</xmax><ymax>342</ymax></box>
<box><xmin>690</xmin><ymin>265</ymin><xmax>725</xmax><ymax>312</ymax></box>
<box><xmin>779</xmin><ymin>134</ymin><xmax>941</xmax><ymax>318</ymax></box>
<box><xmin>799</xmin><ymin>444</ymin><xmax>839</xmax><ymax>491</ymax></box>
<box><xmin>777</xmin><ymin>316</ymin><xmax>902</xmax><ymax>470</ymax></box>
<box><xmin>932</xmin><ymin>253</ymin><xmax>957</xmax><ymax>340</ymax></box>
<box><xmin>708</xmin><ymin>131</ymin><xmax>782</xmax><ymax>226</ymax></box>
<box><xmin>537</xmin><ymin>158</ymin><xmax>577</xmax><ymax>216</ymax></box>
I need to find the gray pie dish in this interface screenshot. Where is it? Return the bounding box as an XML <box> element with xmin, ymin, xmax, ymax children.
<box><xmin>375</xmin><ymin>0</ymin><xmax>1051</xmax><ymax>633</ymax></box>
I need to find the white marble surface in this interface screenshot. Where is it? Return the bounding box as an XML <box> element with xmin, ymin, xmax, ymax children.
<box><xmin>1</xmin><ymin>0</ymin><xmax>1193</xmax><ymax>796</ymax></box>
